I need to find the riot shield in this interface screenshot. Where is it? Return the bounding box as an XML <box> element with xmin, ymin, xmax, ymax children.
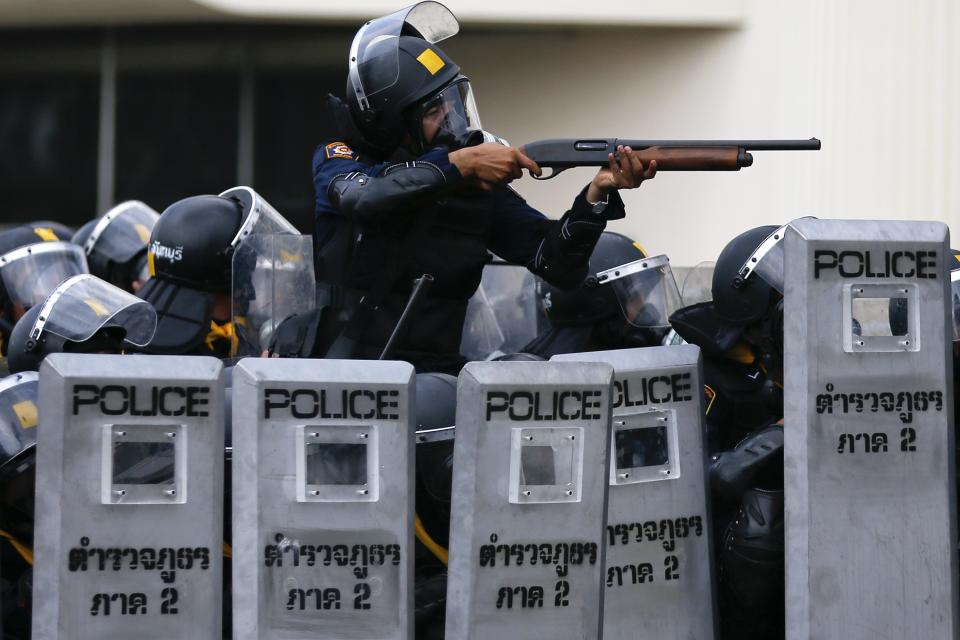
<box><xmin>445</xmin><ymin>361</ymin><xmax>613</xmax><ymax>639</ymax></box>
<box><xmin>460</xmin><ymin>261</ymin><xmax>540</xmax><ymax>360</ymax></box>
<box><xmin>32</xmin><ymin>354</ymin><xmax>224</xmax><ymax>640</ymax></box>
<box><xmin>783</xmin><ymin>218</ymin><xmax>959</xmax><ymax>638</ymax></box>
<box><xmin>231</xmin><ymin>358</ymin><xmax>415</xmax><ymax>639</ymax></box>
<box><xmin>232</xmin><ymin>234</ymin><xmax>315</xmax><ymax>357</ymax></box>
<box><xmin>552</xmin><ymin>345</ymin><xmax>717</xmax><ymax>639</ymax></box>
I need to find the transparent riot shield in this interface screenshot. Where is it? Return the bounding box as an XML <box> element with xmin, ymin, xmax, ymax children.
<box><xmin>460</xmin><ymin>261</ymin><xmax>540</xmax><ymax>360</ymax></box>
<box><xmin>233</xmin><ymin>234</ymin><xmax>315</xmax><ymax>357</ymax></box>
<box><xmin>445</xmin><ymin>361</ymin><xmax>613</xmax><ymax>639</ymax></box>
<box><xmin>783</xmin><ymin>218</ymin><xmax>959</xmax><ymax>639</ymax></box>
<box><xmin>552</xmin><ymin>345</ymin><xmax>717</xmax><ymax>639</ymax></box>
<box><xmin>231</xmin><ymin>359</ymin><xmax>415</xmax><ymax>640</ymax></box>
<box><xmin>32</xmin><ymin>354</ymin><xmax>224</xmax><ymax>640</ymax></box>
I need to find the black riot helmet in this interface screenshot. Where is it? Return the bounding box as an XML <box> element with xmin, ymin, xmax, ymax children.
<box><xmin>538</xmin><ymin>231</ymin><xmax>649</xmax><ymax>327</ymax></box>
<box><xmin>146</xmin><ymin>195</ymin><xmax>242</xmax><ymax>292</ymax></box>
<box><xmin>670</xmin><ymin>224</ymin><xmax>789</xmax><ymax>357</ymax></box>
<box><xmin>136</xmin><ymin>194</ymin><xmax>241</xmax><ymax>354</ymax></box>
<box><xmin>7</xmin><ymin>275</ymin><xmax>157</xmax><ymax>373</ymax></box>
<box><xmin>137</xmin><ymin>187</ymin><xmax>299</xmax><ymax>354</ymax></box>
<box><xmin>713</xmin><ymin>225</ymin><xmax>781</xmax><ymax>325</ymax></box>
<box><xmin>72</xmin><ymin>201</ymin><xmax>160</xmax><ymax>292</ymax></box>
<box><xmin>343</xmin><ymin>2</ymin><xmax>481</xmax><ymax>156</ymax></box>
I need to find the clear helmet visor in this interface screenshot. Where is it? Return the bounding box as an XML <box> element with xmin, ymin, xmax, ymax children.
<box><xmin>736</xmin><ymin>217</ymin><xmax>816</xmax><ymax>294</ymax></box>
<box><xmin>348</xmin><ymin>1</ymin><xmax>460</xmax><ymax>112</ymax></box>
<box><xmin>220</xmin><ymin>186</ymin><xmax>300</xmax><ymax>248</ymax></box>
<box><xmin>0</xmin><ymin>242</ymin><xmax>89</xmax><ymax>309</ymax></box>
<box><xmin>597</xmin><ymin>255</ymin><xmax>683</xmax><ymax>328</ymax></box>
<box><xmin>0</xmin><ymin>372</ymin><xmax>39</xmax><ymax>471</ymax></box>
<box><xmin>85</xmin><ymin>201</ymin><xmax>160</xmax><ymax>264</ymax></box>
<box><xmin>417</xmin><ymin>77</ymin><xmax>483</xmax><ymax>148</ymax></box>
<box><xmin>31</xmin><ymin>274</ymin><xmax>157</xmax><ymax>347</ymax></box>
<box><xmin>680</xmin><ymin>260</ymin><xmax>716</xmax><ymax>307</ymax></box>
<box><xmin>460</xmin><ymin>262</ymin><xmax>539</xmax><ymax>360</ymax></box>
<box><xmin>232</xmin><ymin>234</ymin><xmax>316</xmax><ymax>357</ymax></box>
<box><xmin>737</xmin><ymin>224</ymin><xmax>788</xmax><ymax>294</ymax></box>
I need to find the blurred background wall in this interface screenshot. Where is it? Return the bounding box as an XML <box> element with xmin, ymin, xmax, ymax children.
<box><xmin>1</xmin><ymin>0</ymin><xmax>957</xmax><ymax>265</ymax></box>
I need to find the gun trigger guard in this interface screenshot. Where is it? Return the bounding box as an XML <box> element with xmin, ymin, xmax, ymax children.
<box><xmin>532</xmin><ymin>167</ymin><xmax>566</xmax><ymax>180</ymax></box>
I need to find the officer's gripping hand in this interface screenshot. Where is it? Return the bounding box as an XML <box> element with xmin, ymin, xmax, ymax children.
<box><xmin>449</xmin><ymin>143</ymin><xmax>541</xmax><ymax>191</ymax></box>
<box><xmin>586</xmin><ymin>145</ymin><xmax>657</xmax><ymax>202</ymax></box>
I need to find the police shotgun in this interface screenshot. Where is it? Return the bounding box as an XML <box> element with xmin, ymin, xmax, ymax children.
<box><xmin>520</xmin><ymin>137</ymin><xmax>821</xmax><ymax>179</ymax></box>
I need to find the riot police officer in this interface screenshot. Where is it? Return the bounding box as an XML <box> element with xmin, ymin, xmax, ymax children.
<box><xmin>136</xmin><ymin>187</ymin><xmax>301</xmax><ymax>358</ymax></box>
<box><xmin>670</xmin><ymin>225</ymin><xmax>786</xmax><ymax>450</ymax></box>
<box><xmin>669</xmin><ymin>224</ymin><xmax>788</xmax><ymax>639</ymax></box>
<box><xmin>310</xmin><ymin>2</ymin><xmax>657</xmax><ymax>373</ymax></box>
<box><xmin>524</xmin><ymin>231</ymin><xmax>682</xmax><ymax>357</ymax></box>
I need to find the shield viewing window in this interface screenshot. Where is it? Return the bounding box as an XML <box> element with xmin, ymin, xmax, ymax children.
<box><xmin>509</xmin><ymin>426</ymin><xmax>583</xmax><ymax>504</ymax></box>
<box><xmin>102</xmin><ymin>424</ymin><xmax>186</xmax><ymax>504</ymax></box>
<box><xmin>610</xmin><ymin>409</ymin><xmax>679</xmax><ymax>485</ymax></box>
<box><xmin>843</xmin><ymin>283</ymin><xmax>919</xmax><ymax>353</ymax></box>
<box><xmin>305</xmin><ymin>442</ymin><xmax>367</xmax><ymax>486</ymax></box>
<box><xmin>296</xmin><ymin>424</ymin><xmax>379</xmax><ymax>502</ymax></box>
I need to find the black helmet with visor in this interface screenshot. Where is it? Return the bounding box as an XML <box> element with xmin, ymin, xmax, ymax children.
<box><xmin>595</xmin><ymin>255</ymin><xmax>684</xmax><ymax>334</ymax></box>
<box><xmin>0</xmin><ymin>241</ymin><xmax>88</xmax><ymax>314</ymax></box>
<box><xmin>137</xmin><ymin>187</ymin><xmax>301</xmax><ymax>354</ymax></box>
<box><xmin>72</xmin><ymin>201</ymin><xmax>160</xmax><ymax>291</ymax></box>
<box><xmin>346</xmin><ymin>2</ymin><xmax>482</xmax><ymax>155</ymax></box>
<box><xmin>7</xmin><ymin>274</ymin><xmax>157</xmax><ymax>373</ymax></box>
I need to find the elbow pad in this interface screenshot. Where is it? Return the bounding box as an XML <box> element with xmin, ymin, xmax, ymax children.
<box><xmin>328</xmin><ymin>161</ymin><xmax>447</xmax><ymax>222</ymax></box>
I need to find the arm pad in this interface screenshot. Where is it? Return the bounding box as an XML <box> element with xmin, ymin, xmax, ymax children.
<box><xmin>526</xmin><ymin>186</ymin><xmax>627</xmax><ymax>289</ymax></box>
<box><xmin>328</xmin><ymin>161</ymin><xmax>448</xmax><ymax>224</ymax></box>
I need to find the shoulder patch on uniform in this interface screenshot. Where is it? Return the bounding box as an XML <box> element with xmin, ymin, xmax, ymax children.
<box><xmin>325</xmin><ymin>141</ymin><xmax>356</xmax><ymax>160</ymax></box>
<box><xmin>703</xmin><ymin>384</ymin><xmax>717</xmax><ymax>415</ymax></box>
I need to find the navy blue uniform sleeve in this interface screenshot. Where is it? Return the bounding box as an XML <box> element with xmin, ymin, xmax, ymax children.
<box><xmin>313</xmin><ymin>141</ymin><xmax>463</xmax><ymax>224</ymax></box>
<box><xmin>488</xmin><ymin>184</ymin><xmax>627</xmax><ymax>289</ymax></box>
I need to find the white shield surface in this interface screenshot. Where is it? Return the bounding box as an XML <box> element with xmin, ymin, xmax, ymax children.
<box><xmin>445</xmin><ymin>361</ymin><xmax>613</xmax><ymax>640</ymax></box>
<box><xmin>231</xmin><ymin>358</ymin><xmax>415</xmax><ymax>640</ymax></box>
<box><xmin>32</xmin><ymin>354</ymin><xmax>224</xmax><ymax>640</ymax></box>
<box><xmin>553</xmin><ymin>345</ymin><xmax>716</xmax><ymax>639</ymax></box>
<box><xmin>783</xmin><ymin>218</ymin><xmax>959</xmax><ymax>639</ymax></box>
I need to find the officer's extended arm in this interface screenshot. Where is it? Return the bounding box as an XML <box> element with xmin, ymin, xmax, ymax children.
<box><xmin>327</xmin><ymin>160</ymin><xmax>456</xmax><ymax>224</ymax></box>
<box><xmin>528</xmin><ymin>188</ymin><xmax>627</xmax><ymax>289</ymax></box>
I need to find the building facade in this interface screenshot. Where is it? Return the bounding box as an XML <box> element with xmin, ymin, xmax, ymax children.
<box><xmin>1</xmin><ymin>0</ymin><xmax>957</xmax><ymax>264</ymax></box>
